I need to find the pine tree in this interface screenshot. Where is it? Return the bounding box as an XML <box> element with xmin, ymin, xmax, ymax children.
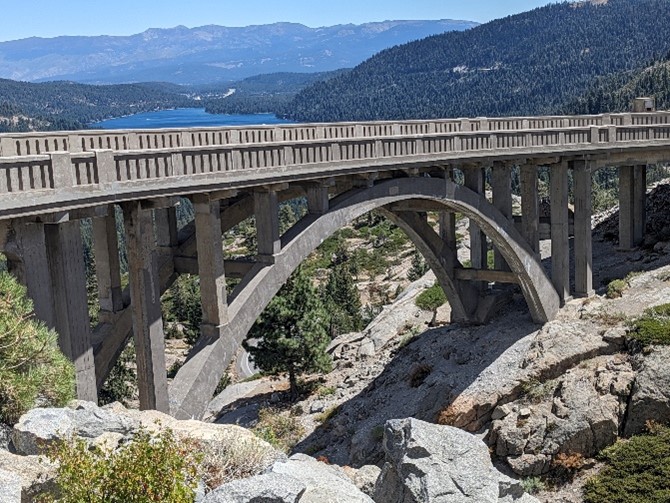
<box><xmin>322</xmin><ymin>247</ymin><xmax>363</xmax><ymax>337</ymax></box>
<box><xmin>244</xmin><ymin>267</ymin><xmax>332</xmax><ymax>400</ymax></box>
<box><xmin>407</xmin><ymin>250</ymin><xmax>429</xmax><ymax>281</ymax></box>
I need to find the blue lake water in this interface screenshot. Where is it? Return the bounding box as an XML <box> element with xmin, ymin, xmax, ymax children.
<box><xmin>91</xmin><ymin>108</ymin><xmax>293</xmax><ymax>130</ymax></box>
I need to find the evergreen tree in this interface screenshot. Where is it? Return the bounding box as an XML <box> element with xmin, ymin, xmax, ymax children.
<box><xmin>407</xmin><ymin>250</ymin><xmax>429</xmax><ymax>281</ymax></box>
<box><xmin>244</xmin><ymin>267</ymin><xmax>332</xmax><ymax>400</ymax></box>
<box><xmin>415</xmin><ymin>283</ymin><xmax>447</xmax><ymax>327</ymax></box>
<box><xmin>322</xmin><ymin>247</ymin><xmax>363</xmax><ymax>337</ymax></box>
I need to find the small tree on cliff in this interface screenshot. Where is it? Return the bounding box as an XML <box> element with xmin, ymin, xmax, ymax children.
<box><xmin>415</xmin><ymin>282</ymin><xmax>447</xmax><ymax>327</ymax></box>
<box><xmin>244</xmin><ymin>267</ymin><xmax>332</xmax><ymax>400</ymax></box>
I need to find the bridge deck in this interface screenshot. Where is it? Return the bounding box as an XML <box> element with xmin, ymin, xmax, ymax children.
<box><xmin>1</xmin><ymin>111</ymin><xmax>670</xmax><ymax>219</ymax></box>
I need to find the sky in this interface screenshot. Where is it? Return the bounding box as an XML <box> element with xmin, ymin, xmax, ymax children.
<box><xmin>0</xmin><ymin>0</ymin><xmax>557</xmax><ymax>42</ymax></box>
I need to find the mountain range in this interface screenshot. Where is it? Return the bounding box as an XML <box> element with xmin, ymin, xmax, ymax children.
<box><xmin>0</xmin><ymin>20</ymin><xmax>477</xmax><ymax>85</ymax></box>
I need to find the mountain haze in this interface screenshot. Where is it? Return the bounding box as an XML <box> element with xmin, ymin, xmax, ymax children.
<box><xmin>286</xmin><ymin>0</ymin><xmax>670</xmax><ymax>122</ymax></box>
<box><xmin>0</xmin><ymin>20</ymin><xmax>477</xmax><ymax>85</ymax></box>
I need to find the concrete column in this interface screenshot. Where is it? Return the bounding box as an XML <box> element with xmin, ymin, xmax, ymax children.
<box><xmin>572</xmin><ymin>160</ymin><xmax>594</xmax><ymax>298</ymax></box>
<box><xmin>463</xmin><ymin>167</ymin><xmax>488</xmax><ymax>270</ymax></box>
<box><xmin>45</xmin><ymin>220</ymin><xmax>97</xmax><ymax>402</ymax></box>
<box><xmin>520</xmin><ymin>165</ymin><xmax>540</xmax><ymax>256</ymax></box>
<box><xmin>254</xmin><ymin>190</ymin><xmax>281</xmax><ymax>262</ymax></box>
<box><xmin>550</xmin><ymin>162</ymin><xmax>570</xmax><ymax>303</ymax></box>
<box><xmin>155</xmin><ymin>206</ymin><xmax>179</xmax><ymax>248</ymax></box>
<box><xmin>618</xmin><ymin>166</ymin><xmax>635</xmax><ymax>249</ymax></box>
<box><xmin>491</xmin><ymin>162</ymin><xmax>512</xmax><ymax>271</ymax></box>
<box><xmin>92</xmin><ymin>207</ymin><xmax>123</xmax><ymax>321</ymax></box>
<box><xmin>634</xmin><ymin>165</ymin><xmax>647</xmax><ymax>245</ymax></box>
<box><xmin>307</xmin><ymin>185</ymin><xmax>329</xmax><ymax>215</ymax></box>
<box><xmin>123</xmin><ymin>202</ymin><xmax>169</xmax><ymax>412</ymax></box>
<box><xmin>11</xmin><ymin>222</ymin><xmax>56</xmax><ymax>328</ymax></box>
<box><xmin>194</xmin><ymin>194</ymin><xmax>228</xmax><ymax>338</ymax></box>
<box><xmin>439</xmin><ymin>168</ymin><xmax>458</xmax><ymax>269</ymax></box>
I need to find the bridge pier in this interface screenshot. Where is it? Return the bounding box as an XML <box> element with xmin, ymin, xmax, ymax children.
<box><xmin>9</xmin><ymin>221</ymin><xmax>57</xmax><ymax>328</ymax></box>
<box><xmin>464</xmin><ymin>167</ymin><xmax>488</xmax><ymax>275</ymax></box>
<box><xmin>573</xmin><ymin>161</ymin><xmax>594</xmax><ymax>298</ymax></box>
<box><xmin>492</xmin><ymin>161</ymin><xmax>513</xmax><ymax>271</ymax></box>
<box><xmin>619</xmin><ymin>165</ymin><xmax>647</xmax><ymax>249</ymax></box>
<box><xmin>92</xmin><ymin>207</ymin><xmax>124</xmax><ymax>322</ymax></box>
<box><xmin>551</xmin><ymin>162</ymin><xmax>570</xmax><ymax>304</ymax></box>
<box><xmin>193</xmin><ymin>194</ymin><xmax>228</xmax><ymax>337</ymax></box>
<box><xmin>45</xmin><ymin>220</ymin><xmax>97</xmax><ymax>402</ymax></box>
<box><xmin>123</xmin><ymin>202</ymin><xmax>169</xmax><ymax>412</ymax></box>
<box><xmin>254</xmin><ymin>188</ymin><xmax>281</xmax><ymax>262</ymax></box>
<box><xmin>520</xmin><ymin>165</ymin><xmax>540</xmax><ymax>257</ymax></box>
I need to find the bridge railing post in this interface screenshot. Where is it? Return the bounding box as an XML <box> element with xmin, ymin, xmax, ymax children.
<box><xmin>94</xmin><ymin>150</ymin><xmax>117</xmax><ymax>185</ymax></box>
<box><xmin>590</xmin><ymin>126</ymin><xmax>600</xmax><ymax>144</ymax></box>
<box><xmin>50</xmin><ymin>152</ymin><xmax>74</xmax><ymax>190</ymax></box>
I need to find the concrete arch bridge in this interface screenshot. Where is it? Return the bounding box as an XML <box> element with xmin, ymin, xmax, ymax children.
<box><xmin>0</xmin><ymin>106</ymin><xmax>666</xmax><ymax>418</ymax></box>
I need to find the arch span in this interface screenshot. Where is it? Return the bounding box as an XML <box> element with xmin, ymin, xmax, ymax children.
<box><xmin>169</xmin><ymin>177</ymin><xmax>559</xmax><ymax>419</ymax></box>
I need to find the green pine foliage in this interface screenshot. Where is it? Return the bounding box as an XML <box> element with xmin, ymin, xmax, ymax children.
<box><xmin>407</xmin><ymin>250</ymin><xmax>429</xmax><ymax>281</ymax></box>
<box><xmin>322</xmin><ymin>248</ymin><xmax>363</xmax><ymax>337</ymax></box>
<box><xmin>244</xmin><ymin>267</ymin><xmax>332</xmax><ymax>400</ymax></box>
<box><xmin>162</xmin><ymin>274</ymin><xmax>203</xmax><ymax>346</ymax></box>
<box><xmin>0</xmin><ymin>272</ymin><xmax>75</xmax><ymax>424</ymax></box>
<box><xmin>415</xmin><ymin>283</ymin><xmax>447</xmax><ymax>326</ymax></box>
<box><xmin>584</xmin><ymin>423</ymin><xmax>670</xmax><ymax>503</ymax></box>
<box><xmin>286</xmin><ymin>0</ymin><xmax>670</xmax><ymax>122</ymax></box>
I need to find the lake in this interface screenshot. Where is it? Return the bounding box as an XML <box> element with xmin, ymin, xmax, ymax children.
<box><xmin>90</xmin><ymin>108</ymin><xmax>293</xmax><ymax>130</ymax></box>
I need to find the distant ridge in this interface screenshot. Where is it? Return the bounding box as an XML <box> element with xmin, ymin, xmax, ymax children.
<box><xmin>0</xmin><ymin>20</ymin><xmax>477</xmax><ymax>85</ymax></box>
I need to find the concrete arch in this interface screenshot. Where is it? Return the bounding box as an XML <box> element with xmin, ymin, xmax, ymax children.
<box><xmin>170</xmin><ymin>177</ymin><xmax>559</xmax><ymax>418</ymax></box>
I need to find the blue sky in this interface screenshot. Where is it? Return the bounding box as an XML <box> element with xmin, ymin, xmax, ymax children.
<box><xmin>0</xmin><ymin>0</ymin><xmax>556</xmax><ymax>42</ymax></box>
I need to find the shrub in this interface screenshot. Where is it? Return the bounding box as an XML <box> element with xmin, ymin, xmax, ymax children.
<box><xmin>552</xmin><ymin>452</ymin><xmax>586</xmax><ymax>481</ymax></box>
<box><xmin>254</xmin><ymin>407</ymin><xmax>305</xmax><ymax>452</ymax></box>
<box><xmin>0</xmin><ymin>272</ymin><xmax>75</xmax><ymax>424</ymax></box>
<box><xmin>315</xmin><ymin>405</ymin><xmax>339</xmax><ymax>425</ymax></box>
<box><xmin>606</xmin><ymin>279</ymin><xmax>627</xmax><ymax>299</ymax></box>
<box><xmin>521</xmin><ymin>476</ymin><xmax>546</xmax><ymax>495</ymax></box>
<box><xmin>628</xmin><ymin>303</ymin><xmax>670</xmax><ymax>348</ymax></box>
<box><xmin>584</xmin><ymin>423</ymin><xmax>670</xmax><ymax>503</ymax></box>
<box><xmin>198</xmin><ymin>436</ymin><xmax>273</xmax><ymax>490</ymax></box>
<box><xmin>45</xmin><ymin>428</ymin><xmax>201</xmax><ymax>503</ymax></box>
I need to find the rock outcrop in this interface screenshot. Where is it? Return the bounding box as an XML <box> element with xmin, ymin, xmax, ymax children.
<box><xmin>624</xmin><ymin>346</ymin><xmax>670</xmax><ymax>436</ymax></box>
<box><xmin>374</xmin><ymin>418</ymin><xmax>538</xmax><ymax>503</ymax></box>
<box><xmin>490</xmin><ymin>356</ymin><xmax>634</xmax><ymax>476</ymax></box>
<box><xmin>202</xmin><ymin>472</ymin><xmax>306</xmax><ymax>503</ymax></box>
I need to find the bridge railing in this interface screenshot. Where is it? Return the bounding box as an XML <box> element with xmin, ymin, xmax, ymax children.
<box><xmin>4</xmin><ymin>111</ymin><xmax>670</xmax><ymax>158</ymax></box>
<box><xmin>3</xmin><ymin>119</ymin><xmax>670</xmax><ymax>217</ymax></box>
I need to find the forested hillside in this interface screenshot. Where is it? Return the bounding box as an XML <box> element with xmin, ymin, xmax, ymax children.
<box><xmin>565</xmin><ymin>56</ymin><xmax>670</xmax><ymax>114</ymax></box>
<box><xmin>202</xmin><ymin>70</ymin><xmax>348</xmax><ymax>115</ymax></box>
<box><xmin>0</xmin><ymin>80</ymin><xmax>190</xmax><ymax>132</ymax></box>
<box><xmin>285</xmin><ymin>0</ymin><xmax>670</xmax><ymax>122</ymax></box>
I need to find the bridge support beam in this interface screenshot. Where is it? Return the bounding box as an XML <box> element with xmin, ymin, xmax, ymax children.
<box><xmin>155</xmin><ymin>206</ymin><xmax>179</xmax><ymax>249</ymax></box>
<box><xmin>520</xmin><ymin>164</ymin><xmax>540</xmax><ymax>256</ymax></box>
<box><xmin>123</xmin><ymin>202</ymin><xmax>169</xmax><ymax>412</ymax></box>
<box><xmin>194</xmin><ymin>194</ymin><xmax>228</xmax><ymax>337</ymax></box>
<box><xmin>464</xmin><ymin>167</ymin><xmax>488</xmax><ymax>274</ymax></box>
<box><xmin>10</xmin><ymin>222</ymin><xmax>57</xmax><ymax>329</ymax></box>
<box><xmin>45</xmin><ymin>220</ymin><xmax>97</xmax><ymax>402</ymax></box>
<box><xmin>492</xmin><ymin>162</ymin><xmax>513</xmax><ymax>271</ymax></box>
<box><xmin>92</xmin><ymin>207</ymin><xmax>124</xmax><ymax>322</ymax></box>
<box><xmin>619</xmin><ymin>165</ymin><xmax>647</xmax><ymax>249</ymax></box>
<box><xmin>551</xmin><ymin>162</ymin><xmax>570</xmax><ymax>304</ymax></box>
<box><xmin>573</xmin><ymin>160</ymin><xmax>594</xmax><ymax>298</ymax></box>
